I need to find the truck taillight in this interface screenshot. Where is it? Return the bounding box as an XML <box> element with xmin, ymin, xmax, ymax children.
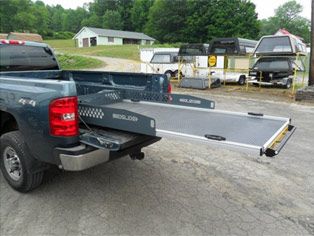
<box><xmin>1</xmin><ymin>40</ymin><xmax>25</xmax><ymax>45</ymax></box>
<box><xmin>49</xmin><ymin>97</ymin><xmax>79</xmax><ymax>136</ymax></box>
<box><xmin>168</xmin><ymin>82</ymin><xmax>172</xmax><ymax>94</ymax></box>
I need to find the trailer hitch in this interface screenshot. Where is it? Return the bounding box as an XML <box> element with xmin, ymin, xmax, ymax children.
<box><xmin>129</xmin><ymin>152</ymin><xmax>145</xmax><ymax>160</ymax></box>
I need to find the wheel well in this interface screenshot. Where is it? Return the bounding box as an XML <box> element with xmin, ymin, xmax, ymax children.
<box><xmin>0</xmin><ymin>111</ymin><xmax>19</xmax><ymax>136</ymax></box>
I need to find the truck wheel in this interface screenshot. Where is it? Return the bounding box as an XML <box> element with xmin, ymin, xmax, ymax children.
<box><xmin>285</xmin><ymin>79</ymin><xmax>292</xmax><ymax>89</ymax></box>
<box><xmin>174</xmin><ymin>70</ymin><xmax>183</xmax><ymax>79</ymax></box>
<box><xmin>164</xmin><ymin>70</ymin><xmax>172</xmax><ymax>79</ymax></box>
<box><xmin>0</xmin><ymin>131</ymin><xmax>43</xmax><ymax>192</ymax></box>
<box><xmin>238</xmin><ymin>75</ymin><xmax>246</xmax><ymax>85</ymax></box>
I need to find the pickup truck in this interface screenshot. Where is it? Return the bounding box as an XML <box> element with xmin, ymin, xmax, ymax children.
<box><xmin>0</xmin><ymin>40</ymin><xmax>296</xmax><ymax>192</ymax></box>
<box><xmin>248</xmin><ymin>57</ymin><xmax>303</xmax><ymax>89</ymax></box>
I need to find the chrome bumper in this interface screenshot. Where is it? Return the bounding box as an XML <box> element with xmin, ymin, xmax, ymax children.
<box><xmin>58</xmin><ymin>145</ymin><xmax>110</xmax><ymax>171</ymax></box>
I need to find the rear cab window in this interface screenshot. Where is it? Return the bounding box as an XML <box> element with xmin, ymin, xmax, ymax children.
<box><xmin>253</xmin><ymin>59</ymin><xmax>291</xmax><ymax>71</ymax></box>
<box><xmin>0</xmin><ymin>44</ymin><xmax>59</xmax><ymax>71</ymax></box>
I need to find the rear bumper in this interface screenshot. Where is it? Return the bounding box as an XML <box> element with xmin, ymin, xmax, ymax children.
<box><xmin>55</xmin><ymin>136</ymin><xmax>161</xmax><ymax>171</ymax></box>
<box><xmin>57</xmin><ymin>145</ymin><xmax>109</xmax><ymax>171</ymax></box>
<box><xmin>247</xmin><ymin>79</ymin><xmax>288</xmax><ymax>85</ymax></box>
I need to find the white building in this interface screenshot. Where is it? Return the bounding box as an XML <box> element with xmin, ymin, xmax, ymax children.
<box><xmin>73</xmin><ymin>27</ymin><xmax>155</xmax><ymax>48</ymax></box>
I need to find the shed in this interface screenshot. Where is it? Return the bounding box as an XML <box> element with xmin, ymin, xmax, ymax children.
<box><xmin>8</xmin><ymin>32</ymin><xmax>43</xmax><ymax>43</ymax></box>
<box><xmin>73</xmin><ymin>27</ymin><xmax>155</xmax><ymax>48</ymax></box>
<box><xmin>0</xmin><ymin>33</ymin><xmax>8</xmax><ymax>39</ymax></box>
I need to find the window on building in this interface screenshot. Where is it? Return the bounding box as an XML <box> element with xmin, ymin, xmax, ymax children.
<box><xmin>146</xmin><ymin>40</ymin><xmax>150</xmax><ymax>45</ymax></box>
<box><xmin>108</xmin><ymin>37</ymin><xmax>114</xmax><ymax>43</ymax></box>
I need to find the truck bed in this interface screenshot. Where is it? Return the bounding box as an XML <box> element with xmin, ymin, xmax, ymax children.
<box><xmin>105</xmin><ymin>100</ymin><xmax>290</xmax><ymax>155</ymax></box>
<box><xmin>77</xmin><ymin>89</ymin><xmax>294</xmax><ymax>157</ymax></box>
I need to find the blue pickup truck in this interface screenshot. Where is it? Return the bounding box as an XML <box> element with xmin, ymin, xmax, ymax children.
<box><xmin>0</xmin><ymin>40</ymin><xmax>295</xmax><ymax>192</ymax></box>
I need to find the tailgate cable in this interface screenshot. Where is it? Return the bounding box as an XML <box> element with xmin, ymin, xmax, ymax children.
<box><xmin>78</xmin><ymin>115</ymin><xmax>102</xmax><ymax>142</ymax></box>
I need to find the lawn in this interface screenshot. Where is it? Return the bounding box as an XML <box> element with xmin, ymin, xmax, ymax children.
<box><xmin>56</xmin><ymin>44</ymin><xmax>141</xmax><ymax>60</ymax></box>
<box><xmin>56</xmin><ymin>54</ymin><xmax>105</xmax><ymax>70</ymax></box>
<box><xmin>44</xmin><ymin>39</ymin><xmax>183</xmax><ymax>60</ymax></box>
<box><xmin>44</xmin><ymin>39</ymin><xmax>77</xmax><ymax>48</ymax></box>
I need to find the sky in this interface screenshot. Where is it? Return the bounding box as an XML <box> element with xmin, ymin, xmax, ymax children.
<box><xmin>40</xmin><ymin>0</ymin><xmax>312</xmax><ymax>20</ymax></box>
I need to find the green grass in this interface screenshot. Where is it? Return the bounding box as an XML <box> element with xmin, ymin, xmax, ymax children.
<box><xmin>44</xmin><ymin>39</ymin><xmax>185</xmax><ymax>60</ymax></box>
<box><xmin>44</xmin><ymin>39</ymin><xmax>77</xmax><ymax>48</ymax></box>
<box><xmin>56</xmin><ymin>54</ymin><xmax>105</xmax><ymax>70</ymax></box>
<box><xmin>55</xmin><ymin>44</ymin><xmax>140</xmax><ymax>60</ymax></box>
<box><xmin>294</xmin><ymin>83</ymin><xmax>308</xmax><ymax>89</ymax></box>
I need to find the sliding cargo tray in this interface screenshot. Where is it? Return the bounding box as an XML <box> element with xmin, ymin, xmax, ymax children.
<box><xmin>78</xmin><ymin>90</ymin><xmax>295</xmax><ymax>157</ymax></box>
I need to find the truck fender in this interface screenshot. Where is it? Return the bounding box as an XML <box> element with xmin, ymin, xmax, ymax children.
<box><xmin>0</xmin><ymin>111</ymin><xmax>50</xmax><ymax>173</ymax></box>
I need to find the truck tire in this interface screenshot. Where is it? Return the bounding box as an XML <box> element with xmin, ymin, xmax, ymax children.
<box><xmin>174</xmin><ymin>70</ymin><xmax>183</xmax><ymax>79</ymax></box>
<box><xmin>238</xmin><ymin>75</ymin><xmax>246</xmax><ymax>85</ymax></box>
<box><xmin>0</xmin><ymin>131</ymin><xmax>43</xmax><ymax>192</ymax></box>
<box><xmin>285</xmin><ymin>79</ymin><xmax>292</xmax><ymax>89</ymax></box>
<box><xmin>164</xmin><ymin>70</ymin><xmax>172</xmax><ymax>79</ymax></box>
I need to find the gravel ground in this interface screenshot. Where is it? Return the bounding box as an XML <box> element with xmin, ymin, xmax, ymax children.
<box><xmin>1</xmin><ymin>92</ymin><xmax>314</xmax><ymax>235</ymax></box>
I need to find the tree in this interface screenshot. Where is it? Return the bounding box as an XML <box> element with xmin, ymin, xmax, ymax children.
<box><xmin>0</xmin><ymin>0</ymin><xmax>19</xmax><ymax>32</ymax></box>
<box><xmin>14</xmin><ymin>11</ymin><xmax>36</xmax><ymax>31</ymax></box>
<box><xmin>144</xmin><ymin>0</ymin><xmax>188</xmax><ymax>43</ymax></box>
<box><xmin>259</xmin><ymin>0</ymin><xmax>311</xmax><ymax>43</ymax></box>
<box><xmin>204</xmin><ymin>0</ymin><xmax>260</xmax><ymax>41</ymax></box>
<box><xmin>62</xmin><ymin>8</ymin><xmax>87</xmax><ymax>32</ymax></box>
<box><xmin>0</xmin><ymin>0</ymin><xmax>34</xmax><ymax>32</ymax></box>
<box><xmin>117</xmin><ymin>0</ymin><xmax>135</xmax><ymax>31</ymax></box>
<box><xmin>82</xmin><ymin>15</ymin><xmax>103</xmax><ymax>28</ymax></box>
<box><xmin>93</xmin><ymin>0</ymin><xmax>118</xmax><ymax>17</ymax></box>
<box><xmin>50</xmin><ymin>5</ymin><xmax>65</xmax><ymax>32</ymax></box>
<box><xmin>33</xmin><ymin>2</ymin><xmax>50</xmax><ymax>34</ymax></box>
<box><xmin>102</xmin><ymin>10</ymin><xmax>123</xmax><ymax>30</ymax></box>
<box><xmin>81</xmin><ymin>2</ymin><xmax>103</xmax><ymax>28</ymax></box>
<box><xmin>131</xmin><ymin>0</ymin><xmax>154</xmax><ymax>32</ymax></box>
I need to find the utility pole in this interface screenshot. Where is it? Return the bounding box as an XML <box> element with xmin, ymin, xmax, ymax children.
<box><xmin>309</xmin><ymin>0</ymin><xmax>314</xmax><ymax>85</ymax></box>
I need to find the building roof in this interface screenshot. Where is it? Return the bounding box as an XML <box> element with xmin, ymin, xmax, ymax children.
<box><xmin>73</xmin><ymin>27</ymin><xmax>155</xmax><ymax>41</ymax></box>
<box><xmin>8</xmin><ymin>32</ymin><xmax>43</xmax><ymax>43</ymax></box>
<box><xmin>0</xmin><ymin>33</ymin><xmax>8</xmax><ymax>39</ymax></box>
<box><xmin>275</xmin><ymin>29</ymin><xmax>304</xmax><ymax>41</ymax></box>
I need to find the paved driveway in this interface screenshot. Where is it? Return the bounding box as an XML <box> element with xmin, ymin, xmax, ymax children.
<box><xmin>1</xmin><ymin>93</ymin><xmax>314</xmax><ymax>235</ymax></box>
